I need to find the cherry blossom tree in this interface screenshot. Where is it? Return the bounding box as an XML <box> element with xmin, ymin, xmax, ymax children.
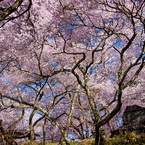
<box><xmin>0</xmin><ymin>0</ymin><xmax>145</xmax><ymax>145</ymax></box>
<box><xmin>0</xmin><ymin>0</ymin><xmax>32</xmax><ymax>27</ymax></box>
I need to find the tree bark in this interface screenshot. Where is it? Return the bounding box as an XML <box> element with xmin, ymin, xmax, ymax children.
<box><xmin>94</xmin><ymin>126</ymin><xmax>106</xmax><ymax>145</ymax></box>
<box><xmin>43</xmin><ymin>118</ymin><xmax>46</xmax><ymax>145</ymax></box>
<box><xmin>29</xmin><ymin>110</ymin><xmax>36</xmax><ymax>141</ymax></box>
<box><xmin>95</xmin><ymin>126</ymin><xmax>100</xmax><ymax>145</ymax></box>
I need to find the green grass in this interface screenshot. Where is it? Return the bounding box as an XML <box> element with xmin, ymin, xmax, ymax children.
<box><xmin>19</xmin><ymin>132</ymin><xmax>145</xmax><ymax>145</ymax></box>
<box><xmin>19</xmin><ymin>138</ymin><xmax>95</xmax><ymax>145</ymax></box>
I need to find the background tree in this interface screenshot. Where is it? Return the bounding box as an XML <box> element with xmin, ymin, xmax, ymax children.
<box><xmin>0</xmin><ymin>0</ymin><xmax>144</xmax><ymax>145</ymax></box>
<box><xmin>0</xmin><ymin>0</ymin><xmax>32</xmax><ymax>27</ymax></box>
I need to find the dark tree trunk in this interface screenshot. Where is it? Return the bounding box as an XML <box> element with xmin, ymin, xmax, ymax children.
<box><xmin>95</xmin><ymin>126</ymin><xmax>106</xmax><ymax>145</ymax></box>
<box><xmin>95</xmin><ymin>126</ymin><xmax>100</xmax><ymax>145</ymax></box>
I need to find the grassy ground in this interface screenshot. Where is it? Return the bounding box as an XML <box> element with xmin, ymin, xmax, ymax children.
<box><xmin>19</xmin><ymin>138</ymin><xmax>95</xmax><ymax>145</ymax></box>
<box><xmin>19</xmin><ymin>138</ymin><xmax>145</xmax><ymax>145</ymax></box>
<box><xmin>20</xmin><ymin>140</ymin><xmax>58</xmax><ymax>145</ymax></box>
<box><xmin>19</xmin><ymin>132</ymin><xmax>145</xmax><ymax>145</ymax></box>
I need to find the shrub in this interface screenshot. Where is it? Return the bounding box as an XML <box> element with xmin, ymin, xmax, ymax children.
<box><xmin>105</xmin><ymin>131</ymin><xmax>145</xmax><ymax>145</ymax></box>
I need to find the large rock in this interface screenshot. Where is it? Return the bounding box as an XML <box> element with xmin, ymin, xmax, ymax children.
<box><xmin>111</xmin><ymin>105</ymin><xmax>145</xmax><ymax>137</ymax></box>
<box><xmin>123</xmin><ymin>105</ymin><xmax>145</xmax><ymax>132</ymax></box>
